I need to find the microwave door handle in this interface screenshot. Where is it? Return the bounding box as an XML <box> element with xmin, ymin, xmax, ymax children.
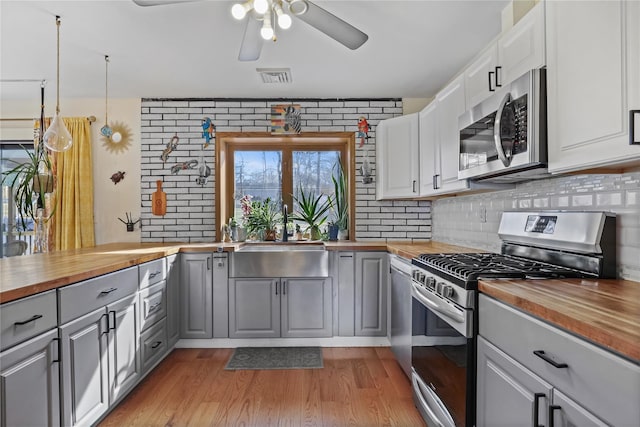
<box><xmin>494</xmin><ymin>92</ymin><xmax>513</xmax><ymax>167</ymax></box>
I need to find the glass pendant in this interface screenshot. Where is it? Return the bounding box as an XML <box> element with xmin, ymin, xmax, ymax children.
<box><xmin>43</xmin><ymin>112</ymin><xmax>73</xmax><ymax>152</ymax></box>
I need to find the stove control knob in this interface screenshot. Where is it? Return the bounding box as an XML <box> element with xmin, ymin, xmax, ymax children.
<box><xmin>436</xmin><ymin>282</ymin><xmax>444</xmax><ymax>294</ymax></box>
<box><xmin>425</xmin><ymin>277</ymin><xmax>436</xmax><ymax>289</ymax></box>
<box><xmin>442</xmin><ymin>285</ymin><xmax>455</xmax><ymax>299</ymax></box>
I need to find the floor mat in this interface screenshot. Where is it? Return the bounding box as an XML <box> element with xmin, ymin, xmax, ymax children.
<box><xmin>224</xmin><ymin>346</ymin><xmax>323</xmax><ymax>370</ymax></box>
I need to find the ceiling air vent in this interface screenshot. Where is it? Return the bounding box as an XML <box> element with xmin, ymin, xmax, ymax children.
<box><xmin>257</xmin><ymin>68</ymin><xmax>292</xmax><ymax>84</ymax></box>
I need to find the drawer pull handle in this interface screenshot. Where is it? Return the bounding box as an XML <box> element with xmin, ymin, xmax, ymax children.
<box><xmin>99</xmin><ymin>288</ymin><xmax>118</xmax><ymax>296</ymax></box>
<box><xmin>533</xmin><ymin>393</ymin><xmax>545</xmax><ymax>427</ymax></box>
<box><xmin>149</xmin><ymin>271</ymin><xmax>161</xmax><ymax>279</ymax></box>
<box><xmin>151</xmin><ymin>341</ymin><xmax>163</xmax><ymax>349</ymax></box>
<box><xmin>149</xmin><ymin>302</ymin><xmax>162</xmax><ymax>313</ymax></box>
<box><xmin>549</xmin><ymin>405</ymin><xmax>561</xmax><ymax>427</ymax></box>
<box><xmin>533</xmin><ymin>350</ymin><xmax>568</xmax><ymax>369</ymax></box>
<box><xmin>14</xmin><ymin>314</ymin><xmax>43</xmax><ymax>326</ymax></box>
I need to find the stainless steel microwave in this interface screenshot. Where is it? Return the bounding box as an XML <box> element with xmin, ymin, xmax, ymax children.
<box><xmin>458</xmin><ymin>69</ymin><xmax>548</xmax><ymax>183</ymax></box>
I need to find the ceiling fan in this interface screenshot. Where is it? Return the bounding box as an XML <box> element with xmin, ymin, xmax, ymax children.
<box><xmin>132</xmin><ymin>0</ymin><xmax>369</xmax><ymax>61</ymax></box>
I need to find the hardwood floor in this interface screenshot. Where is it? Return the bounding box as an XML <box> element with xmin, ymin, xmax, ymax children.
<box><xmin>99</xmin><ymin>347</ymin><xmax>426</xmax><ymax>427</ymax></box>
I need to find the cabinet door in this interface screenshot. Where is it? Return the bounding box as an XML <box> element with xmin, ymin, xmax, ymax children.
<box><xmin>229</xmin><ymin>278</ymin><xmax>280</xmax><ymax>338</ymax></box>
<box><xmin>0</xmin><ymin>329</ymin><xmax>60</xmax><ymax>427</ymax></box>
<box><xmin>212</xmin><ymin>254</ymin><xmax>229</xmax><ymax>338</ymax></box>
<box><xmin>497</xmin><ymin>2</ymin><xmax>545</xmax><ymax>85</ymax></box>
<box><xmin>418</xmin><ymin>102</ymin><xmax>439</xmax><ymax>196</ymax></box>
<box><xmin>337</xmin><ymin>252</ymin><xmax>355</xmax><ymax>336</ymax></box>
<box><xmin>375</xmin><ymin>113</ymin><xmax>420</xmax><ymax>199</ymax></box>
<box><xmin>106</xmin><ymin>294</ymin><xmax>140</xmax><ymax>405</ymax></box>
<box><xmin>180</xmin><ymin>253</ymin><xmax>212</xmax><ymax>339</ymax></box>
<box><xmin>550</xmin><ymin>389</ymin><xmax>608</xmax><ymax>427</ymax></box>
<box><xmin>547</xmin><ymin>0</ymin><xmax>640</xmax><ymax>172</ymax></box>
<box><xmin>281</xmin><ymin>278</ymin><xmax>332</xmax><ymax>338</ymax></box>
<box><xmin>436</xmin><ymin>75</ymin><xmax>469</xmax><ymax>193</ymax></box>
<box><xmin>59</xmin><ymin>308</ymin><xmax>109</xmax><ymax>427</ymax></box>
<box><xmin>354</xmin><ymin>252</ymin><xmax>388</xmax><ymax>336</ymax></box>
<box><xmin>166</xmin><ymin>254</ymin><xmax>180</xmax><ymax>347</ymax></box>
<box><xmin>477</xmin><ymin>336</ymin><xmax>552</xmax><ymax>427</ymax></box>
<box><xmin>465</xmin><ymin>45</ymin><xmax>498</xmax><ymax>108</ymax></box>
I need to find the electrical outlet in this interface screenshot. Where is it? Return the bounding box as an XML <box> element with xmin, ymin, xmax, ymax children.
<box><xmin>479</xmin><ymin>207</ymin><xmax>487</xmax><ymax>223</ymax></box>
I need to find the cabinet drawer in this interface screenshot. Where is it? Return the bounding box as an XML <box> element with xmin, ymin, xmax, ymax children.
<box><xmin>139</xmin><ymin>280</ymin><xmax>167</xmax><ymax>333</ymax></box>
<box><xmin>139</xmin><ymin>258</ymin><xmax>166</xmax><ymax>290</ymax></box>
<box><xmin>58</xmin><ymin>267</ymin><xmax>138</xmax><ymax>324</ymax></box>
<box><xmin>140</xmin><ymin>317</ymin><xmax>167</xmax><ymax>374</ymax></box>
<box><xmin>479</xmin><ymin>294</ymin><xmax>640</xmax><ymax>427</ymax></box>
<box><xmin>1</xmin><ymin>290</ymin><xmax>57</xmax><ymax>351</ymax></box>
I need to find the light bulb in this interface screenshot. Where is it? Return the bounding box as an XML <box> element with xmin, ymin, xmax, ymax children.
<box><xmin>43</xmin><ymin>113</ymin><xmax>73</xmax><ymax>152</ymax></box>
<box><xmin>231</xmin><ymin>3</ymin><xmax>249</xmax><ymax>20</ymax></box>
<box><xmin>277</xmin><ymin>12</ymin><xmax>291</xmax><ymax>29</ymax></box>
<box><xmin>111</xmin><ymin>132</ymin><xmax>122</xmax><ymax>143</ymax></box>
<box><xmin>261</xmin><ymin>18</ymin><xmax>274</xmax><ymax>40</ymax></box>
<box><xmin>254</xmin><ymin>0</ymin><xmax>269</xmax><ymax>14</ymax></box>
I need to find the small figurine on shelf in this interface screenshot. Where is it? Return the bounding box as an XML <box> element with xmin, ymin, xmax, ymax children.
<box><xmin>356</xmin><ymin>116</ymin><xmax>370</xmax><ymax>148</ymax></box>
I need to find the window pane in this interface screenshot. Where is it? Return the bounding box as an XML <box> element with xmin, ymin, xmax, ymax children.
<box><xmin>233</xmin><ymin>150</ymin><xmax>283</xmax><ymax>218</ymax></box>
<box><xmin>292</xmin><ymin>151</ymin><xmax>341</xmax><ymax>222</ymax></box>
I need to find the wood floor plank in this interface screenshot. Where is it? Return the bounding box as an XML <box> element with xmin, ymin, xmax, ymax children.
<box><xmin>99</xmin><ymin>347</ymin><xmax>425</xmax><ymax>427</ymax></box>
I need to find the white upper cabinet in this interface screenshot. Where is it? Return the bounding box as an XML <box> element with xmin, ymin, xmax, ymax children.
<box><xmin>546</xmin><ymin>0</ymin><xmax>640</xmax><ymax>173</ymax></box>
<box><xmin>418</xmin><ymin>102</ymin><xmax>438</xmax><ymax>196</ymax></box>
<box><xmin>376</xmin><ymin>113</ymin><xmax>420</xmax><ymax>199</ymax></box>
<box><xmin>465</xmin><ymin>2</ymin><xmax>545</xmax><ymax>109</ymax></box>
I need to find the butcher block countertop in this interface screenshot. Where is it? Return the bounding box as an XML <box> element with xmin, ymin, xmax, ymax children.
<box><xmin>479</xmin><ymin>278</ymin><xmax>640</xmax><ymax>363</ymax></box>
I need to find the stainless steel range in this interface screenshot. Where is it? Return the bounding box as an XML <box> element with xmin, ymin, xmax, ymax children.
<box><xmin>409</xmin><ymin>211</ymin><xmax>616</xmax><ymax>427</ymax></box>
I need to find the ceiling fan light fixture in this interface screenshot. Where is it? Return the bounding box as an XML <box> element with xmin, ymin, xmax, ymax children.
<box><xmin>254</xmin><ymin>0</ymin><xmax>269</xmax><ymax>15</ymax></box>
<box><xmin>232</xmin><ymin>1</ymin><xmax>253</xmax><ymax>20</ymax></box>
<box><xmin>288</xmin><ymin>0</ymin><xmax>308</xmax><ymax>16</ymax></box>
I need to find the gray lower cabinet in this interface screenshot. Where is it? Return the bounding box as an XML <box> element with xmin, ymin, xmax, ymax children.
<box><xmin>478</xmin><ymin>294</ymin><xmax>640</xmax><ymax>427</ymax></box>
<box><xmin>354</xmin><ymin>252</ymin><xmax>388</xmax><ymax>336</ymax></box>
<box><xmin>229</xmin><ymin>277</ymin><xmax>332</xmax><ymax>338</ymax></box>
<box><xmin>166</xmin><ymin>254</ymin><xmax>180</xmax><ymax>347</ymax></box>
<box><xmin>180</xmin><ymin>253</ymin><xmax>213</xmax><ymax>339</ymax></box>
<box><xmin>59</xmin><ymin>307</ymin><xmax>110</xmax><ymax>427</ymax></box>
<box><xmin>107</xmin><ymin>294</ymin><xmax>140</xmax><ymax>404</ymax></box>
<box><xmin>0</xmin><ymin>329</ymin><xmax>60</xmax><ymax>427</ymax></box>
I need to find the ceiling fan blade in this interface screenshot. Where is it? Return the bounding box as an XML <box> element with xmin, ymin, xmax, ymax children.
<box><xmin>294</xmin><ymin>1</ymin><xmax>368</xmax><ymax>50</ymax></box>
<box><xmin>238</xmin><ymin>18</ymin><xmax>263</xmax><ymax>62</ymax></box>
<box><xmin>132</xmin><ymin>0</ymin><xmax>201</xmax><ymax>6</ymax></box>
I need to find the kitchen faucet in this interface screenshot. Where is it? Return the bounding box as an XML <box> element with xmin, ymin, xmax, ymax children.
<box><xmin>282</xmin><ymin>204</ymin><xmax>288</xmax><ymax>242</ymax></box>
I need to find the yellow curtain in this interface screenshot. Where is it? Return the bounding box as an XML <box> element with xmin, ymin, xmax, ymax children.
<box><xmin>50</xmin><ymin>117</ymin><xmax>95</xmax><ymax>250</ymax></box>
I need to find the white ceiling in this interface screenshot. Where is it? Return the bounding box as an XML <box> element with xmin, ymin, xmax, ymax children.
<box><xmin>0</xmin><ymin>0</ymin><xmax>508</xmax><ymax>103</ymax></box>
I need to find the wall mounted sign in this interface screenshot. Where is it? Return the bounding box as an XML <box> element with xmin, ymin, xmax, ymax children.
<box><xmin>271</xmin><ymin>104</ymin><xmax>301</xmax><ymax>134</ymax></box>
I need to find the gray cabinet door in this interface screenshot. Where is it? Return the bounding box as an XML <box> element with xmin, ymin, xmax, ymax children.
<box><xmin>212</xmin><ymin>254</ymin><xmax>229</xmax><ymax>338</ymax></box>
<box><xmin>281</xmin><ymin>278</ymin><xmax>332</xmax><ymax>338</ymax></box>
<box><xmin>166</xmin><ymin>254</ymin><xmax>180</xmax><ymax>347</ymax></box>
<box><xmin>180</xmin><ymin>253</ymin><xmax>213</xmax><ymax>339</ymax></box>
<box><xmin>106</xmin><ymin>294</ymin><xmax>140</xmax><ymax>405</ymax></box>
<box><xmin>551</xmin><ymin>389</ymin><xmax>608</xmax><ymax>427</ymax></box>
<box><xmin>0</xmin><ymin>329</ymin><xmax>60</xmax><ymax>427</ymax></box>
<box><xmin>476</xmin><ymin>336</ymin><xmax>552</xmax><ymax>427</ymax></box>
<box><xmin>354</xmin><ymin>252</ymin><xmax>388</xmax><ymax>336</ymax></box>
<box><xmin>59</xmin><ymin>308</ymin><xmax>110</xmax><ymax>427</ymax></box>
<box><xmin>336</xmin><ymin>252</ymin><xmax>355</xmax><ymax>336</ymax></box>
<box><xmin>229</xmin><ymin>278</ymin><xmax>280</xmax><ymax>338</ymax></box>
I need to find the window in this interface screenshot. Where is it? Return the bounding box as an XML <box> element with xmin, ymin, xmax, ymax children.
<box><xmin>217</xmin><ymin>133</ymin><xmax>355</xmax><ymax>241</ymax></box>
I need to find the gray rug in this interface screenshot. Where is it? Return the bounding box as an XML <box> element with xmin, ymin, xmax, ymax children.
<box><xmin>225</xmin><ymin>347</ymin><xmax>323</xmax><ymax>370</ymax></box>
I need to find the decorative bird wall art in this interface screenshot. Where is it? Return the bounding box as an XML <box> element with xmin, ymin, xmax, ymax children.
<box><xmin>357</xmin><ymin>116</ymin><xmax>370</xmax><ymax>148</ymax></box>
<box><xmin>201</xmin><ymin>117</ymin><xmax>215</xmax><ymax>148</ymax></box>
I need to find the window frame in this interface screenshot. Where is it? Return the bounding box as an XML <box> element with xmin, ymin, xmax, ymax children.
<box><xmin>215</xmin><ymin>132</ymin><xmax>356</xmax><ymax>241</ymax></box>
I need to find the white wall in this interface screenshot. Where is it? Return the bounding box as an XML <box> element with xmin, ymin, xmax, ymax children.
<box><xmin>0</xmin><ymin>98</ymin><xmax>142</xmax><ymax>245</ymax></box>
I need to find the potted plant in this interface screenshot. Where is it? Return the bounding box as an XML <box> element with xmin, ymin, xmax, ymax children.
<box><xmin>330</xmin><ymin>162</ymin><xmax>349</xmax><ymax>240</ymax></box>
<box><xmin>291</xmin><ymin>186</ymin><xmax>331</xmax><ymax>241</ymax></box>
<box><xmin>1</xmin><ymin>143</ymin><xmax>54</xmax><ymax>247</ymax></box>
<box><xmin>243</xmin><ymin>197</ymin><xmax>281</xmax><ymax>241</ymax></box>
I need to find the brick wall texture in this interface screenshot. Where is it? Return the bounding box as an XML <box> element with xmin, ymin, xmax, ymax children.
<box><xmin>140</xmin><ymin>99</ymin><xmax>432</xmax><ymax>243</ymax></box>
<box><xmin>431</xmin><ymin>171</ymin><xmax>640</xmax><ymax>281</ymax></box>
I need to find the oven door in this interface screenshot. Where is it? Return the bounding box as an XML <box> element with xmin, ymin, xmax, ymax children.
<box><xmin>411</xmin><ymin>281</ymin><xmax>475</xmax><ymax>427</ymax></box>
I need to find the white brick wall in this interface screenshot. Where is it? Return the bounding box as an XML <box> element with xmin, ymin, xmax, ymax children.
<box><xmin>140</xmin><ymin>99</ymin><xmax>432</xmax><ymax>243</ymax></box>
<box><xmin>431</xmin><ymin>172</ymin><xmax>640</xmax><ymax>281</ymax></box>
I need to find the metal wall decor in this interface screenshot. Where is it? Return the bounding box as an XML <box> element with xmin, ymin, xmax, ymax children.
<box><xmin>110</xmin><ymin>171</ymin><xmax>126</xmax><ymax>184</ymax></box>
<box><xmin>101</xmin><ymin>121</ymin><xmax>132</xmax><ymax>154</ymax></box>
<box><xmin>201</xmin><ymin>117</ymin><xmax>215</xmax><ymax>148</ymax></box>
<box><xmin>118</xmin><ymin>212</ymin><xmax>140</xmax><ymax>232</ymax></box>
<box><xmin>271</xmin><ymin>104</ymin><xmax>301</xmax><ymax>134</ymax></box>
<box><xmin>171</xmin><ymin>160</ymin><xmax>198</xmax><ymax>175</ymax></box>
<box><xmin>161</xmin><ymin>133</ymin><xmax>179</xmax><ymax>162</ymax></box>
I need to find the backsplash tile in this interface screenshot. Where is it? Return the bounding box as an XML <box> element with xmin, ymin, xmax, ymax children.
<box><xmin>140</xmin><ymin>98</ymin><xmax>431</xmax><ymax>243</ymax></box>
<box><xmin>432</xmin><ymin>172</ymin><xmax>640</xmax><ymax>281</ymax></box>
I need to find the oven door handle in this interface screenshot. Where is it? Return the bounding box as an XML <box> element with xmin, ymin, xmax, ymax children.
<box><xmin>412</xmin><ymin>282</ymin><xmax>465</xmax><ymax>324</ymax></box>
<box><xmin>412</xmin><ymin>374</ymin><xmax>445</xmax><ymax>427</ymax></box>
<box><xmin>412</xmin><ymin>372</ymin><xmax>456</xmax><ymax>427</ymax></box>
<box><xmin>494</xmin><ymin>92</ymin><xmax>513</xmax><ymax>167</ymax></box>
